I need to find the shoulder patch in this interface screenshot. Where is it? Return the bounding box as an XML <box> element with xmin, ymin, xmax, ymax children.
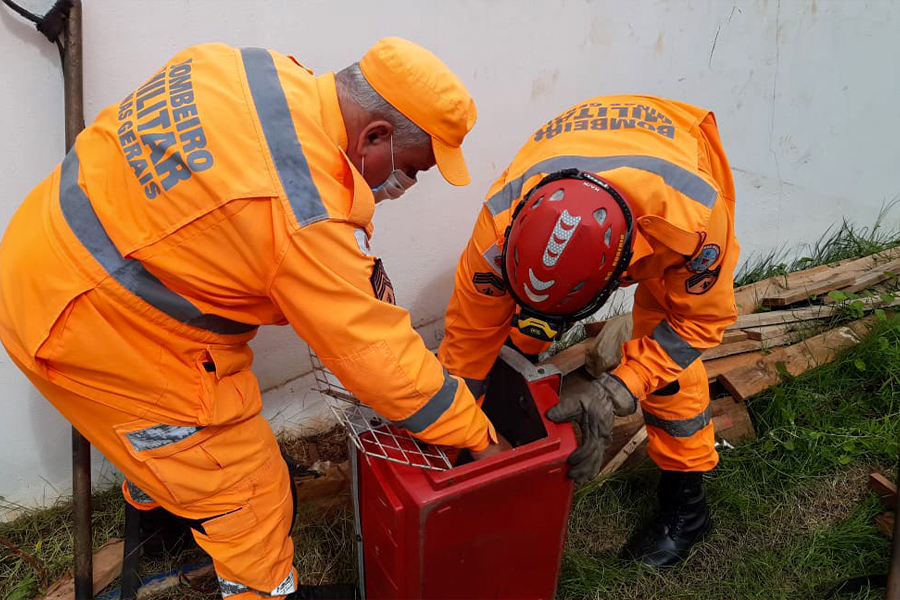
<box><xmin>473</xmin><ymin>272</ymin><xmax>507</xmax><ymax>297</ymax></box>
<box><xmin>687</xmin><ymin>243</ymin><xmax>720</xmax><ymax>273</ymax></box>
<box><xmin>370</xmin><ymin>258</ymin><xmax>395</xmax><ymax>304</ymax></box>
<box><xmin>685</xmin><ymin>266</ymin><xmax>720</xmax><ymax>295</ymax></box>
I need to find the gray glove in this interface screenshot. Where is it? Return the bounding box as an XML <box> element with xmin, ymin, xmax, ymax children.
<box><xmin>546</xmin><ymin>370</ymin><xmax>638</xmax><ymax>483</ymax></box>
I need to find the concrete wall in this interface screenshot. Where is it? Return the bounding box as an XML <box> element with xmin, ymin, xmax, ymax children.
<box><xmin>1</xmin><ymin>0</ymin><xmax>898</xmax><ymax>512</ymax></box>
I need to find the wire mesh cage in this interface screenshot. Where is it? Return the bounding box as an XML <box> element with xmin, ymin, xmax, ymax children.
<box><xmin>310</xmin><ymin>349</ymin><xmax>452</xmax><ymax>471</ymax></box>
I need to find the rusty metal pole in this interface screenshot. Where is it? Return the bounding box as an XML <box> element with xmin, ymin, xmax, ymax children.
<box><xmin>60</xmin><ymin>3</ymin><xmax>92</xmax><ymax>598</ymax></box>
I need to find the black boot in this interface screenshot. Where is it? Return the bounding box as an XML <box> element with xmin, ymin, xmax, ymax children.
<box><xmin>286</xmin><ymin>584</ymin><xmax>359</xmax><ymax>599</ymax></box>
<box><xmin>622</xmin><ymin>470</ymin><xmax>711</xmax><ymax>567</ymax></box>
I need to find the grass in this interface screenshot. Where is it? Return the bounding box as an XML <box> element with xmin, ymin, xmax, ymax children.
<box><xmin>557</xmin><ymin>316</ymin><xmax>900</xmax><ymax>599</ymax></box>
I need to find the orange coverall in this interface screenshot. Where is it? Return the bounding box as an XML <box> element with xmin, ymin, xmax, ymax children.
<box><xmin>0</xmin><ymin>44</ymin><xmax>493</xmax><ymax>598</ymax></box>
<box><xmin>439</xmin><ymin>95</ymin><xmax>739</xmax><ymax>472</ymax></box>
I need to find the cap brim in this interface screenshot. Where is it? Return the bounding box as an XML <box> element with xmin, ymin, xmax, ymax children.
<box><xmin>432</xmin><ymin>137</ymin><xmax>470</xmax><ymax>186</ymax></box>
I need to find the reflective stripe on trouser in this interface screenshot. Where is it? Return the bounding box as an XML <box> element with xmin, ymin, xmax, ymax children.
<box><xmin>7</xmin><ymin>355</ymin><xmax>297</xmax><ymax>599</ymax></box>
<box><xmin>631</xmin><ymin>290</ymin><xmax>719</xmax><ymax>472</ymax></box>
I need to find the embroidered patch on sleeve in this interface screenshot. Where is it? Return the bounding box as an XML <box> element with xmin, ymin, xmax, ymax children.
<box><xmin>370</xmin><ymin>258</ymin><xmax>396</xmax><ymax>304</ymax></box>
<box><xmin>687</xmin><ymin>244</ymin><xmax>721</xmax><ymax>273</ymax></box>
<box><xmin>473</xmin><ymin>272</ymin><xmax>507</xmax><ymax>297</ymax></box>
<box><xmin>685</xmin><ymin>266</ymin><xmax>721</xmax><ymax>295</ymax></box>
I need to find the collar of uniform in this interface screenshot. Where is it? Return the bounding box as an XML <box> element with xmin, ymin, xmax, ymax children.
<box><xmin>316</xmin><ymin>72</ymin><xmax>348</xmax><ymax>152</ymax></box>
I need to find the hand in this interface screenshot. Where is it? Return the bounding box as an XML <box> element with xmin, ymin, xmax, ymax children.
<box><xmin>471</xmin><ymin>433</ymin><xmax>513</xmax><ymax>461</ymax></box>
<box><xmin>546</xmin><ymin>370</ymin><xmax>638</xmax><ymax>483</ymax></box>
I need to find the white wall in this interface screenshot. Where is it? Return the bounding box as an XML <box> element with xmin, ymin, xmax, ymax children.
<box><xmin>1</xmin><ymin>0</ymin><xmax>898</xmax><ymax>513</ymax></box>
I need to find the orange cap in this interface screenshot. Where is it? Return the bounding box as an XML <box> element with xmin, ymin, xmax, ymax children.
<box><xmin>360</xmin><ymin>37</ymin><xmax>477</xmax><ymax>186</ymax></box>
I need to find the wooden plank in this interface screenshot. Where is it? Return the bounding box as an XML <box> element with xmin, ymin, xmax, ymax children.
<box><xmin>733</xmin><ymin>247</ymin><xmax>900</xmax><ymax>314</ymax></box>
<box><xmin>875</xmin><ymin>511</ymin><xmax>895</xmax><ymax>539</ymax></box>
<box><xmin>728</xmin><ymin>306</ymin><xmax>833</xmax><ymax>330</ymax></box>
<box><xmin>721</xmin><ymin>330</ymin><xmax>749</xmax><ymax>344</ymax></box>
<box><xmin>705</xmin><ymin>352</ymin><xmax>764</xmax><ymax>382</ymax></box>
<box><xmin>742</xmin><ymin>322</ymin><xmax>819</xmax><ymax>341</ymax></box>
<box><xmin>760</xmin><ymin>274</ymin><xmax>855</xmax><ymax>307</ymax></box>
<box><xmin>538</xmin><ymin>337</ymin><xmax>595</xmax><ymax>375</ymax></box>
<box><xmin>719</xmin><ymin>316</ymin><xmax>876</xmax><ymax>401</ymax></box>
<box><xmin>823</xmin><ymin>257</ymin><xmax>900</xmax><ymax>302</ymax></box>
<box><xmin>710</xmin><ymin>395</ymin><xmax>756</xmax><ymax>444</ymax></box>
<box><xmin>733</xmin><ymin>264</ymin><xmax>835</xmax><ymax>315</ymax></box>
<box><xmin>869</xmin><ymin>473</ymin><xmax>898</xmax><ymax>509</ymax></box>
<box><xmin>38</xmin><ymin>538</ymin><xmax>124</xmax><ymax>600</ymax></box>
<box><xmin>701</xmin><ymin>339</ymin><xmax>762</xmax><ymax>361</ymax></box>
<box><xmin>599</xmin><ymin>426</ymin><xmax>648</xmax><ymax>476</ymax></box>
<box><xmin>727</xmin><ymin>296</ymin><xmax>900</xmax><ymax>331</ymax></box>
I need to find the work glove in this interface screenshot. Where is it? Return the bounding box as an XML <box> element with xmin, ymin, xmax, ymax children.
<box><xmin>546</xmin><ymin>370</ymin><xmax>638</xmax><ymax>483</ymax></box>
<box><xmin>585</xmin><ymin>314</ymin><xmax>633</xmax><ymax>377</ymax></box>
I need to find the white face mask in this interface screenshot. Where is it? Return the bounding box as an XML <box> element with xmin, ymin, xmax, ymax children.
<box><xmin>363</xmin><ymin>135</ymin><xmax>418</xmax><ymax>202</ymax></box>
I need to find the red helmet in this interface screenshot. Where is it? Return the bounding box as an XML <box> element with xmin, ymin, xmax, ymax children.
<box><xmin>501</xmin><ymin>169</ymin><xmax>634</xmax><ymax>340</ymax></box>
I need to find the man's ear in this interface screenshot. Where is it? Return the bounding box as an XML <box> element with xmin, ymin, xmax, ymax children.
<box><xmin>356</xmin><ymin>120</ymin><xmax>393</xmax><ymax>157</ymax></box>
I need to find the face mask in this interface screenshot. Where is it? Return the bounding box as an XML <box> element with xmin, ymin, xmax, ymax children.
<box><xmin>363</xmin><ymin>135</ymin><xmax>417</xmax><ymax>202</ymax></box>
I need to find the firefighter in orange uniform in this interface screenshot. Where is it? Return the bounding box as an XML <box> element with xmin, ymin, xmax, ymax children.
<box><xmin>439</xmin><ymin>95</ymin><xmax>739</xmax><ymax>566</ymax></box>
<box><xmin>0</xmin><ymin>38</ymin><xmax>507</xmax><ymax>599</ymax></box>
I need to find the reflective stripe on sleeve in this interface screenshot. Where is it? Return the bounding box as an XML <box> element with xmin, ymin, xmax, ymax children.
<box><xmin>392</xmin><ymin>369</ymin><xmax>459</xmax><ymax>433</ymax></box>
<box><xmin>651</xmin><ymin>319</ymin><xmax>702</xmax><ymax>369</ymax></box>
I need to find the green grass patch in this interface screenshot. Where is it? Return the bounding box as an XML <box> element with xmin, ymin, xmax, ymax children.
<box><xmin>557</xmin><ymin>317</ymin><xmax>900</xmax><ymax>599</ymax></box>
<box><xmin>734</xmin><ymin>200</ymin><xmax>900</xmax><ymax>287</ymax></box>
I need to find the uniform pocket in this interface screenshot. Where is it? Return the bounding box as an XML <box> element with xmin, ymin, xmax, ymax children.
<box><xmin>114</xmin><ymin>416</ymin><xmax>269</xmax><ymax>506</ymax></box>
<box><xmin>195</xmin><ymin>344</ymin><xmax>262</xmax><ymax>426</ymax></box>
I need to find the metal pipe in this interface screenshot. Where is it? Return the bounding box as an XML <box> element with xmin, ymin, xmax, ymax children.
<box><xmin>60</xmin><ymin>3</ymin><xmax>91</xmax><ymax>597</ymax></box>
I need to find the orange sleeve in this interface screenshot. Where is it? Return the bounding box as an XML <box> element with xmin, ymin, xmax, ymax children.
<box><xmin>613</xmin><ymin>200</ymin><xmax>739</xmax><ymax>399</ymax></box>
<box><xmin>438</xmin><ymin>204</ymin><xmax>518</xmax><ymax>390</ymax></box>
<box><xmin>269</xmin><ymin>219</ymin><xmax>495</xmax><ymax>451</ymax></box>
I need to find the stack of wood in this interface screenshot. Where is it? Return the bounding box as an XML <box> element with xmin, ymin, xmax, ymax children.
<box><xmin>540</xmin><ymin>246</ymin><xmax>900</xmax><ymax>476</ymax></box>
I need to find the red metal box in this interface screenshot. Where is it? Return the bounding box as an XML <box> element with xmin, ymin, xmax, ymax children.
<box><xmin>353</xmin><ymin>347</ymin><xmax>577</xmax><ymax>599</ymax></box>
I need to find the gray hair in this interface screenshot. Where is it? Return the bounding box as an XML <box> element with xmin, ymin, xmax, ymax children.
<box><xmin>335</xmin><ymin>62</ymin><xmax>431</xmax><ymax>150</ymax></box>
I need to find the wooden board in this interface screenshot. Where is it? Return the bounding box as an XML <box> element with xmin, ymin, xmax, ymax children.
<box><xmin>760</xmin><ymin>274</ymin><xmax>855</xmax><ymax>307</ymax></box>
<box><xmin>875</xmin><ymin>511</ymin><xmax>895</xmax><ymax>539</ymax></box>
<box><xmin>869</xmin><ymin>473</ymin><xmax>898</xmax><ymax>510</ymax></box>
<box><xmin>701</xmin><ymin>339</ymin><xmax>762</xmax><ymax>361</ymax></box>
<box><xmin>718</xmin><ymin>316</ymin><xmax>875</xmax><ymax>401</ymax></box>
<box><xmin>727</xmin><ymin>296</ymin><xmax>900</xmax><ymax>331</ymax></box>
<box><xmin>733</xmin><ymin>247</ymin><xmax>900</xmax><ymax>314</ymax></box>
<box><xmin>38</xmin><ymin>538</ymin><xmax>124</xmax><ymax>600</ymax></box>
<box><xmin>741</xmin><ymin>322</ymin><xmax>822</xmax><ymax>341</ymax></box>
<box><xmin>721</xmin><ymin>330</ymin><xmax>749</xmax><ymax>344</ymax></box>
<box><xmin>705</xmin><ymin>352</ymin><xmax>764</xmax><ymax>382</ymax></box>
<box><xmin>823</xmin><ymin>257</ymin><xmax>900</xmax><ymax>302</ymax></box>
<box><xmin>538</xmin><ymin>337</ymin><xmax>595</xmax><ymax>375</ymax></box>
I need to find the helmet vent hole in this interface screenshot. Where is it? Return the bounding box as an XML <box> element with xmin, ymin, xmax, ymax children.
<box><xmin>532</xmin><ymin>195</ymin><xmax>544</xmax><ymax>209</ymax></box>
<box><xmin>514</xmin><ymin>247</ymin><xmax>519</xmax><ymax>267</ymax></box>
<box><xmin>568</xmin><ymin>281</ymin><xmax>586</xmax><ymax>295</ymax></box>
<box><xmin>603</xmin><ymin>226</ymin><xmax>612</xmax><ymax>247</ymax></box>
<box><xmin>593</xmin><ymin>208</ymin><xmax>607</xmax><ymax>226</ymax></box>
<box><xmin>599</xmin><ymin>254</ymin><xmax>606</xmax><ymax>267</ymax></box>
<box><xmin>549</xmin><ymin>189</ymin><xmax>565</xmax><ymax>202</ymax></box>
